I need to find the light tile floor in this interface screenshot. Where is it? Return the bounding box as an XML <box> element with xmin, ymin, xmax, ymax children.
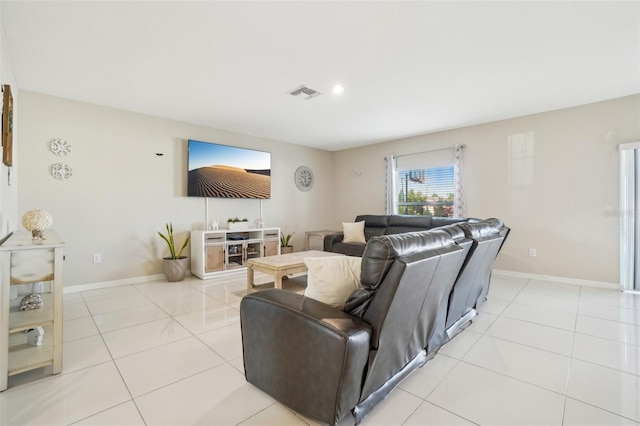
<box><xmin>2</xmin><ymin>273</ymin><xmax>640</xmax><ymax>425</ymax></box>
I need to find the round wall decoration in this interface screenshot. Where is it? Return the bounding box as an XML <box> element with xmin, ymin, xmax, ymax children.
<box><xmin>51</xmin><ymin>163</ymin><xmax>72</xmax><ymax>180</ymax></box>
<box><xmin>294</xmin><ymin>166</ymin><xmax>314</xmax><ymax>191</ymax></box>
<box><xmin>50</xmin><ymin>139</ymin><xmax>72</xmax><ymax>156</ymax></box>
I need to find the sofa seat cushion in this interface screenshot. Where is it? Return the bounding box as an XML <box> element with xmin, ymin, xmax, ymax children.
<box><xmin>304</xmin><ymin>255</ymin><xmax>363</xmax><ymax>307</ymax></box>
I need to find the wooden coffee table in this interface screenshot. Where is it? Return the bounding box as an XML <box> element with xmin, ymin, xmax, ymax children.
<box><xmin>246</xmin><ymin>250</ymin><xmax>343</xmax><ymax>293</ymax></box>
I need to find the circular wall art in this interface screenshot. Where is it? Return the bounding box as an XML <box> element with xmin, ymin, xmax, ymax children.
<box><xmin>294</xmin><ymin>166</ymin><xmax>314</xmax><ymax>192</ymax></box>
<box><xmin>51</xmin><ymin>163</ymin><xmax>72</xmax><ymax>181</ymax></box>
<box><xmin>50</xmin><ymin>139</ymin><xmax>71</xmax><ymax>156</ymax></box>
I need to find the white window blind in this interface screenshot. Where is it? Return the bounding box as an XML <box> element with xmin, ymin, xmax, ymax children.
<box><xmin>394</xmin><ymin>148</ymin><xmax>458</xmax><ymax>217</ymax></box>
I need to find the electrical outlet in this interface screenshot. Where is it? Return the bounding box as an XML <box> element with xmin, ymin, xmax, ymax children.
<box><xmin>529</xmin><ymin>248</ymin><xmax>536</xmax><ymax>257</ymax></box>
<box><xmin>93</xmin><ymin>253</ymin><xmax>102</xmax><ymax>263</ymax></box>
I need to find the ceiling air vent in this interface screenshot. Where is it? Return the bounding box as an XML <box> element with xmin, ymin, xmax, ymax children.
<box><xmin>288</xmin><ymin>85</ymin><xmax>321</xmax><ymax>100</ymax></box>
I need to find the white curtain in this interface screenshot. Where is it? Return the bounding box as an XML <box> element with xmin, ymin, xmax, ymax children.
<box><xmin>385</xmin><ymin>155</ymin><xmax>397</xmax><ymax>215</ymax></box>
<box><xmin>454</xmin><ymin>144</ymin><xmax>466</xmax><ymax>217</ymax></box>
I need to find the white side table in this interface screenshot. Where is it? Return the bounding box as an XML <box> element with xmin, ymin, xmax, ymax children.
<box><xmin>0</xmin><ymin>231</ymin><xmax>64</xmax><ymax>391</ymax></box>
<box><xmin>304</xmin><ymin>230</ymin><xmax>342</xmax><ymax>251</ymax></box>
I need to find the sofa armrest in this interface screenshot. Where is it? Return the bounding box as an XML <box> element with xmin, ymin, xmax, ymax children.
<box><xmin>323</xmin><ymin>232</ymin><xmax>344</xmax><ymax>252</ymax></box>
<box><xmin>240</xmin><ymin>289</ymin><xmax>371</xmax><ymax>425</ymax></box>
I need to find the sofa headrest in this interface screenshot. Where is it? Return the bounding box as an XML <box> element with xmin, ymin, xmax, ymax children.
<box><xmin>355</xmin><ymin>215</ymin><xmax>389</xmax><ymax>228</ymax></box>
<box><xmin>457</xmin><ymin>219</ymin><xmax>503</xmax><ymax>240</ymax></box>
<box><xmin>360</xmin><ymin>230</ymin><xmax>454</xmax><ymax>288</ymax></box>
<box><xmin>431</xmin><ymin>217</ymin><xmax>469</xmax><ymax>228</ymax></box>
<box><xmin>484</xmin><ymin>217</ymin><xmax>505</xmax><ymax>229</ymax></box>
<box><xmin>431</xmin><ymin>224</ymin><xmax>466</xmax><ymax>242</ymax></box>
<box><xmin>387</xmin><ymin>215</ymin><xmax>432</xmax><ymax>229</ymax></box>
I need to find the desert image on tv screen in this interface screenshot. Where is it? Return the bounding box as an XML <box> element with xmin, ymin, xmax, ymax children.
<box><xmin>188</xmin><ymin>140</ymin><xmax>271</xmax><ymax>199</ymax></box>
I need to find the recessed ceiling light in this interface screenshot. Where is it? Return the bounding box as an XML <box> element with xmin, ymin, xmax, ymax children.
<box><xmin>332</xmin><ymin>84</ymin><xmax>345</xmax><ymax>95</ymax></box>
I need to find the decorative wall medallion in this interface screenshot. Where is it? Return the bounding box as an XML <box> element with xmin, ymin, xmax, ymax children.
<box><xmin>51</xmin><ymin>163</ymin><xmax>72</xmax><ymax>180</ymax></box>
<box><xmin>50</xmin><ymin>139</ymin><xmax>71</xmax><ymax>156</ymax></box>
<box><xmin>294</xmin><ymin>166</ymin><xmax>314</xmax><ymax>191</ymax></box>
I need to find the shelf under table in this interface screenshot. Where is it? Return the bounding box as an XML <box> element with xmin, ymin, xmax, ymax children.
<box><xmin>8</xmin><ymin>325</ymin><xmax>54</xmax><ymax>376</ymax></box>
<box><xmin>9</xmin><ymin>293</ymin><xmax>54</xmax><ymax>333</ymax></box>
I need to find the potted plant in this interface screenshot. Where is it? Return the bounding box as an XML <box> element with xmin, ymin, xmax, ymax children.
<box><xmin>157</xmin><ymin>222</ymin><xmax>191</xmax><ymax>282</ymax></box>
<box><xmin>280</xmin><ymin>231</ymin><xmax>295</xmax><ymax>254</ymax></box>
<box><xmin>228</xmin><ymin>217</ymin><xmax>250</xmax><ymax>230</ymax></box>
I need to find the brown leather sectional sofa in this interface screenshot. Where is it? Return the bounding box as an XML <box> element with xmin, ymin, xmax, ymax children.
<box><xmin>240</xmin><ymin>218</ymin><xmax>509</xmax><ymax>425</ymax></box>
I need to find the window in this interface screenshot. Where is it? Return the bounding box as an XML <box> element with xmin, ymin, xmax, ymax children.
<box><xmin>387</xmin><ymin>145</ymin><xmax>464</xmax><ymax>218</ymax></box>
<box><xmin>396</xmin><ymin>166</ymin><xmax>455</xmax><ymax>217</ymax></box>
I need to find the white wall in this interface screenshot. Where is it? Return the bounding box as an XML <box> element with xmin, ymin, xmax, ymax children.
<box><xmin>332</xmin><ymin>95</ymin><xmax>640</xmax><ymax>284</ymax></box>
<box><xmin>0</xmin><ymin>7</ymin><xmax>18</xmax><ymax>239</ymax></box>
<box><xmin>17</xmin><ymin>91</ymin><xmax>640</xmax><ymax>286</ymax></box>
<box><xmin>17</xmin><ymin>91</ymin><xmax>334</xmax><ymax>287</ymax></box>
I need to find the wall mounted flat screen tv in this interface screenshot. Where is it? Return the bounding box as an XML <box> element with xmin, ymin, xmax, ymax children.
<box><xmin>188</xmin><ymin>140</ymin><xmax>271</xmax><ymax>199</ymax></box>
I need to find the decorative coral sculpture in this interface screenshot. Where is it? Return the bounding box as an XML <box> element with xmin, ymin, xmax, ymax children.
<box><xmin>20</xmin><ymin>294</ymin><xmax>43</xmax><ymax>311</ymax></box>
<box><xmin>22</xmin><ymin>209</ymin><xmax>53</xmax><ymax>240</ymax></box>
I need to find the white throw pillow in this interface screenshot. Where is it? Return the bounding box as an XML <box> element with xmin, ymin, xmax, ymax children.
<box><xmin>304</xmin><ymin>256</ymin><xmax>362</xmax><ymax>307</ymax></box>
<box><xmin>342</xmin><ymin>221</ymin><xmax>366</xmax><ymax>244</ymax></box>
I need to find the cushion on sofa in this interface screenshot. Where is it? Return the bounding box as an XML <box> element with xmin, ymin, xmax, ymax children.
<box><xmin>342</xmin><ymin>221</ymin><xmax>366</xmax><ymax>244</ymax></box>
<box><xmin>304</xmin><ymin>256</ymin><xmax>363</xmax><ymax>307</ymax></box>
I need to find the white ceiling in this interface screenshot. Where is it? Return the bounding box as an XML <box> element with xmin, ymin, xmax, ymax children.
<box><xmin>2</xmin><ymin>1</ymin><xmax>639</xmax><ymax>151</ymax></box>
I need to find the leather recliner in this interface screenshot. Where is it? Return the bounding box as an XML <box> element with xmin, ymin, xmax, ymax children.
<box><xmin>241</xmin><ymin>228</ymin><xmax>471</xmax><ymax>425</ymax></box>
<box><xmin>441</xmin><ymin>219</ymin><xmax>510</xmax><ymax>343</ymax></box>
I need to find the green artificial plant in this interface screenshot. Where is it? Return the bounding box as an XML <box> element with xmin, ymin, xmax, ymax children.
<box><xmin>158</xmin><ymin>222</ymin><xmax>191</xmax><ymax>259</ymax></box>
<box><xmin>280</xmin><ymin>231</ymin><xmax>295</xmax><ymax>247</ymax></box>
<box><xmin>228</xmin><ymin>217</ymin><xmax>249</xmax><ymax>223</ymax></box>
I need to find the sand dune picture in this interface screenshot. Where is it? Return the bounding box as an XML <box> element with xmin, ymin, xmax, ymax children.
<box><xmin>188</xmin><ymin>140</ymin><xmax>271</xmax><ymax>199</ymax></box>
<box><xmin>189</xmin><ymin>165</ymin><xmax>271</xmax><ymax>198</ymax></box>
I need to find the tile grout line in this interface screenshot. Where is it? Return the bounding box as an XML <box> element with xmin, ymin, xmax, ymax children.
<box><xmin>10</xmin><ymin>273</ymin><xmax>640</xmax><ymax>424</ymax></box>
<box><xmin>407</xmin><ymin>280</ymin><xmax>529</xmax><ymax>423</ymax></box>
<box><xmin>83</xmin><ymin>275</ymin><xmax>246</xmax><ymax>424</ymax></box>
<box><xmin>564</xmin><ymin>395</ymin><xmax>640</xmax><ymax>424</ymax></box>
<box><xmin>81</xmin><ymin>287</ymin><xmax>147</xmax><ymax>424</ymax></box>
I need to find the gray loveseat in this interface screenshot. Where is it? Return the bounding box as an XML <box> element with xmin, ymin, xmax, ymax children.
<box><xmin>324</xmin><ymin>214</ymin><xmax>471</xmax><ymax>256</ymax></box>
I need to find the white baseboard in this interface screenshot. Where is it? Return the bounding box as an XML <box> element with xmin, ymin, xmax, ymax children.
<box><xmin>64</xmin><ymin>268</ymin><xmax>622</xmax><ymax>295</ymax></box>
<box><xmin>62</xmin><ymin>268</ymin><xmax>248</xmax><ymax>294</ymax></box>
<box><xmin>63</xmin><ymin>274</ymin><xmax>167</xmax><ymax>294</ymax></box>
<box><xmin>493</xmin><ymin>269</ymin><xmax>620</xmax><ymax>290</ymax></box>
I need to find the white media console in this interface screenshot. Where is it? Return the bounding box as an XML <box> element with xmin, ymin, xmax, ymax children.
<box><xmin>190</xmin><ymin>228</ymin><xmax>280</xmax><ymax>279</ymax></box>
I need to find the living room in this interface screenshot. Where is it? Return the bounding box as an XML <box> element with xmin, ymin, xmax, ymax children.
<box><xmin>0</xmin><ymin>2</ymin><xmax>639</xmax><ymax>425</ymax></box>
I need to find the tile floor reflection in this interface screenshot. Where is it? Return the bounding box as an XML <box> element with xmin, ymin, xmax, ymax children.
<box><xmin>1</xmin><ymin>272</ymin><xmax>639</xmax><ymax>425</ymax></box>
